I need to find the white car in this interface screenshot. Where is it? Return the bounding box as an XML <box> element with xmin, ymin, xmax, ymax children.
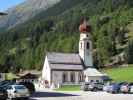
<box><xmin>103</xmin><ymin>85</ymin><xmax>112</xmax><ymax>92</ymax></box>
<box><xmin>120</xmin><ymin>83</ymin><xmax>129</xmax><ymax>93</ymax></box>
<box><xmin>6</xmin><ymin>85</ymin><xmax>30</xmax><ymax>100</ymax></box>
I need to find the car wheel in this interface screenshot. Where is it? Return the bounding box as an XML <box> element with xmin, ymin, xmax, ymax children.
<box><xmin>93</xmin><ymin>88</ymin><xmax>97</xmax><ymax>92</ymax></box>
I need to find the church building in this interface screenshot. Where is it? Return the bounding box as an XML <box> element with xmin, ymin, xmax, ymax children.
<box><xmin>42</xmin><ymin>18</ymin><xmax>106</xmax><ymax>88</ymax></box>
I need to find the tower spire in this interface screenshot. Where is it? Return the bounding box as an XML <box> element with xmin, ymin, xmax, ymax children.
<box><xmin>79</xmin><ymin>17</ymin><xmax>91</xmax><ymax>33</ymax></box>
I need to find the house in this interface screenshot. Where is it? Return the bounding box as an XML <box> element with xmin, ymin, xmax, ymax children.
<box><xmin>42</xmin><ymin>18</ymin><xmax>106</xmax><ymax>88</ymax></box>
<box><xmin>84</xmin><ymin>68</ymin><xmax>107</xmax><ymax>83</ymax></box>
<box><xmin>0</xmin><ymin>73</ymin><xmax>5</xmax><ymax>81</ymax></box>
<box><xmin>17</xmin><ymin>70</ymin><xmax>41</xmax><ymax>82</ymax></box>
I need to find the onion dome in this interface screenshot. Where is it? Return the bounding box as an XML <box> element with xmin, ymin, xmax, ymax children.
<box><xmin>79</xmin><ymin>18</ymin><xmax>91</xmax><ymax>33</ymax></box>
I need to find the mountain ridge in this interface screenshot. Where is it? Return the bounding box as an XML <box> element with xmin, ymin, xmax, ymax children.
<box><xmin>0</xmin><ymin>0</ymin><xmax>60</xmax><ymax>29</ymax></box>
<box><xmin>0</xmin><ymin>0</ymin><xmax>132</xmax><ymax>72</ymax></box>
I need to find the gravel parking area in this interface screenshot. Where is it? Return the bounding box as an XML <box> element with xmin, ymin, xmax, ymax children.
<box><xmin>30</xmin><ymin>89</ymin><xmax>133</xmax><ymax>100</ymax></box>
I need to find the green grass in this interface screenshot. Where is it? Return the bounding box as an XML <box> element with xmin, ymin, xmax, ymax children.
<box><xmin>103</xmin><ymin>65</ymin><xmax>133</xmax><ymax>82</ymax></box>
<box><xmin>55</xmin><ymin>85</ymin><xmax>80</xmax><ymax>91</ymax></box>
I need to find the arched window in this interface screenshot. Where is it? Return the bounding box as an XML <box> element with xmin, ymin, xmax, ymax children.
<box><xmin>70</xmin><ymin>72</ymin><xmax>75</xmax><ymax>82</ymax></box>
<box><xmin>81</xmin><ymin>42</ymin><xmax>82</xmax><ymax>49</ymax></box>
<box><xmin>86</xmin><ymin>42</ymin><xmax>90</xmax><ymax>49</ymax></box>
<box><xmin>78</xmin><ymin>72</ymin><xmax>83</xmax><ymax>82</ymax></box>
<box><xmin>63</xmin><ymin>72</ymin><xmax>67</xmax><ymax>83</ymax></box>
<box><xmin>86</xmin><ymin>34</ymin><xmax>89</xmax><ymax>37</ymax></box>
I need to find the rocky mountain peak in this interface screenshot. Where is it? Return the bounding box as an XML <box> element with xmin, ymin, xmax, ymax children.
<box><xmin>0</xmin><ymin>0</ymin><xmax>60</xmax><ymax>29</ymax></box>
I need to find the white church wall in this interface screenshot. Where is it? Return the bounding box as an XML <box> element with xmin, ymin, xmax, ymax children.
<box><xmin>52</xmin><ymin>71</ymin><xmax>82</xmax><ymax>87</ymax></box>
<box><xmin>84</xmin><ymin>51</ymin><xmax>93</xmax><ymax>67</ymax></box>
<box><xmin>52</xmin><ymin>71</ymin><xmax>63</xmax><ymax>86</ymax></box>
<box><xmin>42</xmin><ymin>56</ymin><xmax>51</xmax><ymax>85</ymax></box>
<box><xmin>80</xmin><ymin>33</ymin><xmax>91</xmax><ymax>40</ymax></box>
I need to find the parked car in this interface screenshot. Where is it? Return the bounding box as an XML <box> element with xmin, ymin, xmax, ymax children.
<box><xmin>80</xmin><ymin>82</ymin><xmax>90</xmax><ymax>91</ymax></box>
<box><xmin>0</xmin><ymin>80</ymin><xmax>12</xmax><ymax>86</ymax></box>
<box><xmin>0</xmin><ymin>81</ymin><xmax>15</xmax><ymax>91</ymax></box>
<box><xmin>0</xmin><ymin>87</ymin><xmax>7</xmax><ymax>100</ymax></box>
<box><xmin>88</xmin><ymin>82</ymin><xmax>104</xmax><ymax>91</ymax></box>
<box><xmin>120</xmin><ymin>82</ymin><xmax>129</xmax><ymax>93</ymax></box>
<box><xmin>107</xmin><ymin>82</ymin><xmax>127</xmax><ymax>94</ymax></box>
<box><xmin>103</xmin><ymin>83</ymin><xmax>112</xmax><ymax>92</ymax></box>
<box><xmin>128</xmin><ymin>83</ymin><xmax>133</xmax><ymax>94</ymax></box>
<box><xmin>6</xmin><ymin>85</ymin><xmax>30</xmax><ymax>100</ymax></box>
<box><xmin>107</xmin><ymin>83</ymin><xmax>121</xmax><ymax>93</ymax></box>
<box><xmin>17</xmin><ymin>81</ymin><xmax>35</xmax><ymax>94</ymax></box>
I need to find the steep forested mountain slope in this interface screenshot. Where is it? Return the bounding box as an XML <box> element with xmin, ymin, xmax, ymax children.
<box><xmin>0</xmin><ymin>0</ymin><xmax>60</xmax><ymax>29</ymax></box>
<box><xmin>0</xmin><ymin>0</ymin><xmax>132</xmax><ymax>72</ymax></box>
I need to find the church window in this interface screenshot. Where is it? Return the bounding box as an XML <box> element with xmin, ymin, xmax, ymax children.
<box><xmin>87</xmin><ymin>35</ymin><xmax>89</xmax><ymax>37</ymax></box>
<box><xmin>86</xmin><ymin>42</ymin><xmax>90</xmax><ymax>49</ymax></box>
<box><xmin>63</xmin><ymin>72</ymin><xmax>67</xmax><ymax>83</ymax></box>
<box><xmin>78</xmin><ymin>72</ymin><xmax>82</xmax><ymax>82</ymax></box>
<box><xmin>71</xmin><ymin>72</ymin><xmax>75</xmax><ymax>82</ymax></box>
<box><xmin>81</xmin><ymin>42</ymin><xmax>82</xmax><ymax>49</ymax></box>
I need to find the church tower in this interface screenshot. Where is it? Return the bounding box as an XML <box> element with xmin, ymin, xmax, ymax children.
<box><xmin>79</xmin><ymin>18</ymin><xmax>93</xmax><ymax>67</ymax></box>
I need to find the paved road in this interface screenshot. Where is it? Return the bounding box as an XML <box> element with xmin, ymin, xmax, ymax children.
<box><xmin>30</xmin><ymin>89</ymin><xmax>133</xmax><ymax>100</ymax></box>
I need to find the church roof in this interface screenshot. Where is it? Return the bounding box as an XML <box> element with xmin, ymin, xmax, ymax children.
<box><xmin>47</xmin><ymin>52</ymin><xmax>82</xmax><ymax>64</ymax></box>
<box><xmin>50</xmin><ymin>64</ymin><xmax>83</xmax><ymax>70</ymax></box>
<box><xmin>47</xmin><ymin>52</ymin><xmax>83</xmax><ymax>70</ymax></box>
<box><xmin>84</xmin><ymin>68</ymin><xmax>105</xmax><ymax>77</ymax></box>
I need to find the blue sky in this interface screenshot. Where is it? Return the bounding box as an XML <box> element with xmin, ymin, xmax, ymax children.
<box><xmin>0</xmin><ymin>0</ymin><xmax>25</xmax><ymax>11</ymax></box>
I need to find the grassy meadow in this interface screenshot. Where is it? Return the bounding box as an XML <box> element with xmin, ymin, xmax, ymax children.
<box><xmin>103</xmin><ymin>65</ymin><xmax>133</xmax><ymax>82</ymax></box>
<box><xmin>55</xmin><ymin>85</ymin><xmax>80</xmax><ymax>91</ymax></box>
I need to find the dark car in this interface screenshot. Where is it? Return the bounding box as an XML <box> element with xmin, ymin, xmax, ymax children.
<box><xmin>107</xmin><ymin>83</ymin><xmax>119</xmax><ymax>93</ymax></box>
<box><xmin>0</xmin><ymin>81</ymin><xmax>15</xmax><ymax>90</ymax></box>
<box><xmin>0</xmin><ymin>80</ymin><xmax>10</xmax><ymax>86</ymax></box>
<box><xmin>0</xmin><ymin>87</ymin><xmax>7</xmax><ymax>100</ymax></box>
<box><xmin>88</xmin><ymin>82</ymin><xmax>104</xmax><ymax>91</ymax></box>
<box><xmin>17</xmin><ymin>82</ymin><xmax>35</xmax><ymax>94</ymax></box>
<box><xmin>108</xmin><ymin>82</ymin><xmax>125</xmax><ymax>94</ymax></box>
<box><xmin>80</xmin><ymin>82</ymin><xmax>90</xmax><ymax>91</ymax></box>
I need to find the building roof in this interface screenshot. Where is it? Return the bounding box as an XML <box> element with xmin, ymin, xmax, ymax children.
<box><xmin>47</xmin><ymin>52</ymin><xmax>82</xmax><ymax>64</ymax></box>
<box><xmin>19</xmin><ymin>73</ymin><xmax>38</xmax><ymax>79</ymax></box>
<box><xmin>50</xmin><ymin>64</ymin><xmax>83</xmax><ymax>71</ymax></box>
<box><xmin>84</xmin><ymin>68</ymin><xmax>105</xmax><ymax>77</ymax></box>
<box><xmin>47</xmin><ymin>52</ymin><xmax>84</xmax><ymax>70</ymax></box>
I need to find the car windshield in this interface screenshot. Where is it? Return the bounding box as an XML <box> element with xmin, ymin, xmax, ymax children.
<box><xmin>15</xmin><ymin>85</ymin><xmax>26</xmax><ymax>90</ymax></box>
